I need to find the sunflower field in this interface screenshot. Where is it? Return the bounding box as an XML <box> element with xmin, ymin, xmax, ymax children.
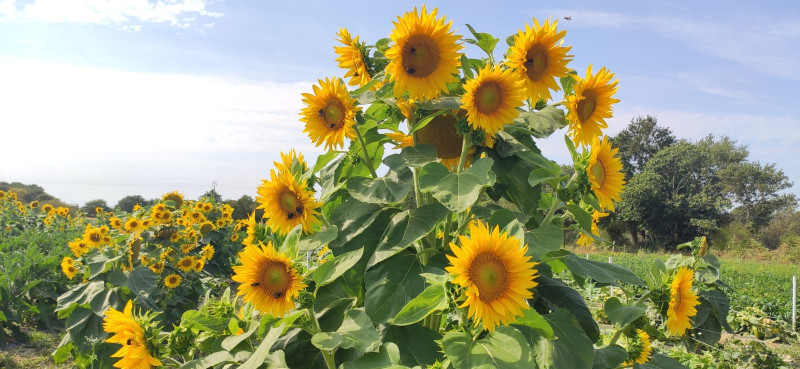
<box><xmin>1</xmin><ymin>6</ymin><xmax>750</xmax><ymax>369</ymax></box>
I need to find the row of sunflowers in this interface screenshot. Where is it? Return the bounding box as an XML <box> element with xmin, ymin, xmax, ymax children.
<box><xmin>3</xmin><ymin>6</ymin><xmax>736</xmax><ymax>369</ymax></box>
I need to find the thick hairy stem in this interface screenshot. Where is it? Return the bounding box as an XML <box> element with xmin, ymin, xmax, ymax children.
<box><xmin>540</xmin><ymin>170</ymin><xmax>580</xmax><ymax>226</ymax></box>
<box><xmin>354</xmin><ymin>127</ymin><xmax>378</xmax><ymax>178</ymax></box>
<box><xmin>307</xmin><ymin>309</ymin><xmax>337</xmax><ymax>369</ymax></box>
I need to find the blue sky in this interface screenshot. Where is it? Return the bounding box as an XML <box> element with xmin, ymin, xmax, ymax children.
<box><xmin>0</xmin><ymin>0</ymin><xmax>798</xmax><ymax>205</ymax></box>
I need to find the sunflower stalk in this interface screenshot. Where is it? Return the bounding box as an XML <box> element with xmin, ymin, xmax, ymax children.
<box><xmin>353</xmin><ymin>123</ymin><xmax>379</xmax><ymax>179</ymax></box>
<box><xmin>541</xmin><ymin>170</ymin><xmax>580</xmax><ymax>226</ymax></box>
<box><xmin>307</xmin><ymin>308</ymin><xmax>337</xmax><ymax>369</ymax></box>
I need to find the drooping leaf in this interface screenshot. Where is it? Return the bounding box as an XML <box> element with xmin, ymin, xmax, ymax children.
<box><xmin>239</xmin><ymin>324</ymin><xmax>286</xmax><ymax>369</ymax></box>
<box><xmin>512</xmin><ymin>308</ymin><xmax>554</xmax><ymax>339</ymax></box>
<box><xmin>347</xmin><ymin>168</ymin><xmax>413</xmax><ymax>204</ymax></box>
<box><xmin>535</xmin><ymin>275</ymin><xmax>600</xmax><ymax>342</ymax></box>
<box><xmin>592</xmin><ymin>345</ymin><xmax>628</xmax><ymax>369</ymax></box>
<box><xmin>513</xmin><ymin>106</ymin><xmax>568</xmax><ymax>138</ymax></box>
<box><xmin>419</xmin><ymin>158</ymin><xmax>497</xmax><ymax>212</ymax></box>
<box><xmin>604</xmin><ymin>297</ymin><xmax>647</xmax><ymax>327</ymax></box>
<box><xmin>311</xmin><ymin>308</ymin><xmax>380</xmax><ymax>352</ymax></box>
<box><xmin>526</xmin><ymin>225</ymin><xmax>564</xmax><ymax>259</ymax></box>
<box><xmin>384</xmin><ymin>325</ymin><xmax>443</xmax><ymax>368</ymax></box>
<box><xmin>370</xmin><ymin>203</ymin><xmax>449</xmax><ymax>268</ymax></box>
<box><xmin>565</xmin><ymin>254</ymin><xmax>646</xmax><ymax>286</ymax></box>
<box><xmin>365</xmin><ymin>251</ymin><xmax>426</xmax><ymax>324</ymax></box>
<box><xmin>297</xmin><ymin>226</ymin><xmax>338</xmax><ymax>252</ymax></box>
<box><xmin>464</xmin><ymin>24</ymin><xmax>500</xmax><ymax>57</ymax></box>
<box><xmin>313</xmin><ymin>248</ymin><xmax>363</xmax><ymax>287</ymax></box>
<box><xmin>342</xmin><ymin>342</ymin><xmax>409</xmax><ymax>369</ymax></box>
<box><xmin>442</xmin><ymin>326</ymin><xmax>536</xmax><ymax>369</ymax></box>
<box><xmin>384</xmin><ymin>145</ymin><xmax>439</xmax><ymax>171</ymax></box>
<box><xmin>392</xmin><ymin>283</ymin><xmax>448</xmax><ymax>326</ymax></box>
<box><xmin>545</xmin><ymin>309</ymin><xmax>594</xmax><ymax>369</ymax></box>
<box><xmin>633</xmin><ymin>353</ymin><xmax>689</xmax><ymax>369</ymax></box>
<box><xmin>181</xmin><ymin>310</ymin><xmax>229</xmax><ymax>332</ymax></box>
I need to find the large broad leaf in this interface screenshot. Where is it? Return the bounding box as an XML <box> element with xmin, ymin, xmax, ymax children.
<box><xmin>239</xmin><ymin>324</ymin><xmax>285</xmax><ymax>369</ymax></box>
<box><xmin>66</xmin><ymin>307</ymin><xmax>105</xmax><ymax>352</ymax></box>
<box><xmin>490</xmin><ymin>153</ymin><xmax>542</xmax><ymax>215</ymax></box>
<box><xmin>315</xmin><ymin>270</ymin><xmax>361</xmax><ymax>314</ymax></box>
<box><xmin>56</xmin><ymin>281</ymin><xmax>105</xmax><ymax>317</ymax></box>
<box><xmin>566</xmin><ymin>204</ymin><xmax>592</xmax><ymax>233</ymax></box>
<box><xmin>313</xmin><ymin>248</ymin><xmax>363</xmax><ymax>287</ymax></box>
<box><xmin>347</xmin><ymin>168</ymin><xmax>413</xmax><ymax>204</ymax></box>
<box><xmin>297</xmin><ymin>226</ymin><xmax>338</xmax><ymax>252</ymax></box>
<box><xmin>365</xmin><ymin>251</ymin><xmax>426</xmax><ymax>324</ymax></box>
<box><xmin>604</xmin><ymin>297</ymin><xmax>647</xmax><ymax>327</ymax></box>
<box><xmin>85</xmin><ymin>253</ymin><xmax>122</xmax><ymax>279</ymax></box>
<box><xmin>419</xmin><ymin>157</ymin><xmax>496</xmax><ymax>212</ymax></box>
<box><xmin>342</xmin><ymin>342</ymin><xmax>409</xmax><ymax>369</ymax></box>
<box><xmin>312</xmin><ymin>308</ymin><xmax>380</xmax><ymax>353</ymax></box>
<box><xmin>178</xmin><ymin>351</ymin><xmax>237</xmax><ymax>369</ymax></box>
<box><xmin>181</xmin><ymin>310</ymin><xmax>229</xmax><ymax>332</ymax></box>
<box><xmin>634</xmin><ymin>353</ymin><xmax>689</xmax><ymax>369</ymax></box>
<box><xmin>369</xmin><ymin>203</ymin><xmax>449</xmax><ymax>267</ymax></box>
<box><xmin>384</xmin><ymin>325</ymin><xmax>443</xmax><ymax>368</ymax></box>
<box><xmin>526</xmin><ymin>225</ymin><xmax>563</xmax><ymax>259</ymax></box>
<box><xmin>701</xmin><ymin>289</ymin><xmax>733</xmax><ymax>333</ymax></box>
<box><xmin>384</xmin><ymin>145</ymin><xmax>438</xmax><ymax>171</ymax></box>
<box><xmin>545</xmin><ymin>309</ymin><xmax>594</xmax><ymax>369</ymax></box>
<box><xmin>536</xmin><ymin>275</ymin><xmax>600</xmax><ymax>342</ymax></box>
<box><xmin>513</xmin><ymin>106</ymin><xmax>568</xmax><ymax>138</ymax></box>
<box><xmin>392</xmin><ymin>283</ymin><xmax>448</xmax><ymax>326</ymax></box>
<box><xmin>565</xmin><ymin>254</ymin><xmax>646</xmax><ymax>286</ymax></box>
<box><xmin>592</xmin><ymin>345</ymin><xmax>628</xmax><ymax>369</ymax></box>
<box><xmin>442</xmin><ymin>326</ymin><xmax>536</xmax><ymax>369</ymax></box>
<box><xmin>512</xmin><ymin>308</ymin><xmax>554</xmax><ymax>339</ymax></box>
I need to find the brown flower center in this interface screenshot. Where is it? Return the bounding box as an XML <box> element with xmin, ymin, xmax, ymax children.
<box><xmin>320</xmin><ymin>99</ymin><xmax>346</xmax><ymax>130</ymax></box>
<box><xmin>524</xmin><ymin>44</ymin><xmax>549</xmax><ymax>81</ymax></box>
<box><xmin>416</xmin><ymin>113</ymin><xmax>462</xmax><ymax>160</ymax></box>
<box><xmin>577</xmin><ymin>90</ymin><xmax>597</xmax><ymax>123</ymax></box>
<box><xmin>474</xmin><ymin>81</ymin><xmax>504</xmax><ymax>115</ymax></box>
<box><xmin>278</xmin><ymin>189</ymin><xmax>304</xmax><ymax>220</ymax></box>
<box><xmin>89</xmin><ymin>232</ymin><xmax>101</xmax><ymax>243</ymax></box>
<box><xmin>259</xmin><ymin>261</ymin><xmax>292</xmax><ymax>298</ymax></box>
<box><xmin>402</xmin><ymin>35</ymin><xmax>440</xmax><ymax>78</ymax></box>
<box><xmin>468</xmin><ymin>252</ymin><xmax>509</xmax><ymax>302</ymax></box>
<box><xmin>591</xmin><ymin>160</ymin><xmax>607</xmax><ymax>188</ymax></box>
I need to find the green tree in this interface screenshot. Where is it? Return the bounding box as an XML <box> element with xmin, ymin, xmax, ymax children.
<box><xmin>201</xmin><ymin>188</ymin><xmax>223</xmax><ymax>203</ymax></box>
<box><xmin>231</xmin><ymin>194</ymin><xmax>258</xmax><ymax>219</ymax></box>
<box><xmin>611</xmin><ymin>115</ymin><xmax>676</xmax><ymax>178</ymax></box>
<box><xmin>720</xmin><ymin>162</ymin><xmax>796</xmax><ymax>231</ymax></box>
<box><xmin>82</xmin><ymin>199</ymin><xmax>111</xmax><ymax>215</ymax></box>
<box><xmin>115</xmin><ymin>195</ymin><xmax>150</xmax><ymax>212</ymax></box>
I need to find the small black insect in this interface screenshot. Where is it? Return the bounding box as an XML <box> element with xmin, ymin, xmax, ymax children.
<box><xmin>126</xmin><ymin>338</ymin><xmax>132</xmax><ymax>345</ymax></box>
<box><xmin>251</xmin><ymin>282</ymin><xmax>260</xmax><ymax>287</ymax></box>
<box><xmin>410</xmin><ymin>47</ymin><xmax>416</xmax><ymax>56</ymax></box>
<box><xmin>318</xmin><ymin>109</ymin><xmax>325</xmax><ymax>117</ymax></box>
<box><xmin>406</xmin><ymin>67</ymin><xmax>415</xmax><ymax>74</ymax></box>
<box><xmin>273</xmin><ymin>291</ymin><xmax>284</xmax><ymax>299</ymax></box>
<box><xmin>329</xmin><ymin>123</ymin><xmax>336</xmax><ymax>128</ymax></box>
<box><xmin>296</xmin><ymin>206</ymin><xmax>303</xmax><ymax>215</ymax></box>
<box><xmin>287</xmin><ymin>213</ymin><xmax>295</xmax><ymax>220</ymax></box>
<box><xmin>525</xmin><ymin>58</ymin><xmax>534</xmax><ymax>68</ymax></box>
<box><xmin>354</xmin><ymin>72</ymin><xmax>359</xmax><ymax>76</ymax></box>
<box><xmin>564</xmin><ymin>16</ymin><xmax>572</xmax><ymax>21</ymax></box>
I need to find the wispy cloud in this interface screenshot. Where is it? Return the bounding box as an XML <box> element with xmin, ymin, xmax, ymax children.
<box><xmin>0</xmin><ymin>0</ymin><xmax>222</xmax><ymax>29</ymax></box>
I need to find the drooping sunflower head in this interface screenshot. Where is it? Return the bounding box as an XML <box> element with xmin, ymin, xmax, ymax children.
<box><xmin>698</xmin><ymin>236</ymin><xmax>708</xmax><ymax>257</ymax></box>
<box><xmin>301</xmin><ymin>77</ymin><xmax>360</xmax><ymax>151</ymax></box>
<box><xmin>274</xmin><ymin>149</ymin><xmax>308</xmax><ymax>174</ymax></box>
<box><xmin>666</xmin><ymin>266</ymin><xmax>700</xmax><ymax>336</ymax></box>
<box><xmin>416</xmin><ymin>111</ymin><xmax>473</xmax><ymax>170</ymax></box>
<box><xmin>506</xmin><ymin>18</ymin><xmax>572</xmax><ymax>102</ymax></box>
<box><xmin>42</xmin><ymin>204</ymin><xmax>54</xmax><ymax>213</ymax></box>
<box><xmin>462</xmin><ymin>64</ymin><xmax>525</xmax><ymax>136</ymax></box>
<box><xmin>567</xmin><ymin>65</ymin><xmax>620</xmax><ymax>146</ymax></box>
<box><xmin>103</xmin><ymin>300</ymin><xmax>162</xmax><ymax>369</ymax></box>
<box><xmin>334</xmin><ymin>28</ymin><xmax>372</xmax><ymax>88</ymax></box>
<box><xmin>149</xmin><ymin>261</ymin><xmax>164</xmax><ymax>275</ymax></box>
<box><xmin>164</xmin><ymin>273</ymin><xmax>181</xmax><ymax>288</ymax></box>
<box><xmin>446</xmin><ymin>220</ymin><xmax>539</xmax><ymax>332</ymax></box>
<box><xmin>385</xmin><ymin>6</ymin><xmax>463</xmax><ymax>100</ymax></box>
<box><xmin>576</xmin><ymin>210</ymin><xmax>609</xmax><ymax>247</ymax></box>
<box><xmin>256</xmin><ymin>169</ymin><xmax>321</xmax><ymax>235</ymax></box>
<box><xmin>29</xmin><ymin>200</ymin><xmax>39</xmax><ymax>209</ymax></box>
<box><xmin>162</xmin><ymin>191</ymin><xmax>185</xmax><ymax>208</ymax></box>
<box><xmin>623</xmin><ymin>329</ymin><xmax>652</xmax><ymax>366</ymax></box>
<box><xmin>587</xmin><ymin>136</ymin><xmax>625</xmax><ymax>211</ymax></box>
<box><xmin>232</xmin><ymin>241</ymin><xmax>307</xmax><ymax>317</ymax></box>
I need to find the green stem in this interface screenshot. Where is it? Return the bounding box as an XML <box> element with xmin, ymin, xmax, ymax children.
<box><xmin>457</xmin><ymin>135</ymin><xmax>472</xmax><ymax>173</ymax></box>
<box><xmin>307</xmin><ymin>309</ymin><xmax>337</xmax><ymax>369</ymax></box>
<box><xmin>540</xmin><ymin>171</ymin><xmax>580</xmax><ymax>227</ymax></box>
<box><xmin>354</xmin><ymin>126</ymin><xmax>378</xmax><ymax>178</ymax></box>
<box><xmin>607</xmin><ymin>291</ymin><xmax>651</xmax><ymax>347</ymax></box>
<box><xmin>410</xmin><ymin>113</ymin><xmax>424</xmax><ymax>210</ymax></box>
<box><xmin>442</xmin><ymin>214</ymin><xmax>453</xmax><ymax>251</ymax></box>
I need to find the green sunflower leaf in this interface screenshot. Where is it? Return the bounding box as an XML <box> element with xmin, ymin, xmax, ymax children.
<box><xmin>418</xmin><ymin>157</ymin><xmax>497</xmax><ymax>212</ymax></box>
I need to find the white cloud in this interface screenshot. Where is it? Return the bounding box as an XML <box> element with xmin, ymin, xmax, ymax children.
<box><xmin>0</xmin><ymin>0</ymin><xmax>222</xmax><ymax>29</ymax></box>
<box><xmin>0</xmin><ymin>57</ymin><xmax>324</xmax><ymax>205</ymax></box>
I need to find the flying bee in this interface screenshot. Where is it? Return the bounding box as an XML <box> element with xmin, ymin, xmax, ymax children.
<box><xmin>564</xmin><ymin>16</ymin><xmax>572</xmax><ymax>21</ymax></box>
<box><xmin>251</xmin><ymin>282</ymin><xmax>260</xmax><ymax>287</ymax></box>
<box><xmin>295</xmin><ymin>206</ymin><xmax>303</xmax><ymax>215</ymax></box>
<box><xmin>317</xmin><ymin>109</ymin><xmax>324</xmax><ymax>118</ymax></box>
<box><xmin>406</xmin><ymin>67</ymin><xmax>416</xmax><ymax>75</ymax></box>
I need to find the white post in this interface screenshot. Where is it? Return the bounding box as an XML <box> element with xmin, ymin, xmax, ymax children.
<box><xmin>793</xmin><ymin>276</ymin><xmax>797</xmax><ymax>332</ymax></box>
<box><xmin>586</xmin><ymin>254</ymin><xmax>589</xmax><ymax>260</ymax></box>
<box><xmin>608</xmin><ymin>257</ymin><xmax>613</xmax><ymax>296</ymax></box>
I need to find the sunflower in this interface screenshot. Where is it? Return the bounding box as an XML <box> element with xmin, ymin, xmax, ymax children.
<box><xmin>446</xmin><ymin>221</ymin><xmax>539</xmax><ymax>332</ymax></box>
<box><xmin>506</xmin><ymin>18</ymin><xmax>572</xmax><ymax>102</ymax></box>
<box><xmin>462</xmin><ymin>64</ymin><xmax>525</xmax><ymax>136</ymax></box>
<box><xmin>149</xmin><ymin>261</ymin><xmax>164</xmax><ymax>275</ymax></box>
<box><xmin>164</xmin><ymin>273</ymin><xmax>181</xmax><ymax>288</ymax></box>
<box><xmin>180</xmin><ymin>243</ymin><xmax>195</xmax><ymax>254</ymax></box>
<box><xmin>42</xmin><ymin>204</ymin><xmax>54</xmax><ymax>213</ymax></box>
<box><xmin>192</xmin><ymin>258</ymin><xmax>205</xmax><ymax>272</ymax></box>
<box><xmin>29</xmin><ymin>200</ymin><xmax>39</xmax><ymax>209</ymax></box>
<box><xmin>274</xmin><ymin>149</ymin><xmax>307</xmax><ymax>174</ymax></box>
<box><xmin>385</xmin><ymin>131</ymin><xmax>414</xmax><ymax>149</ymax></box>
<box><xmin>162</xmin><ymin>191</ymin><xmax>184</xmax><ymax>208</ymax></box>
<box><xmin>587</xmin><ymin>136</ymin><xmax>625</xmax><ymax>211</ymax></box>
<box><xmin>385</xmin><ymin>6</ymin><xmax>462</xmax><ymax>100</ymax></box>
<box><xmin>256</xmin><ymin>169</ymin><xmax>321</xmax><ymax>235</ymax></box>
<box><xmin>202</xmin><ymin>203</ymin><xmax>213</xmax><ymax>213</ymax></box>
<box><xmin>199</xmin><ymin>221</ymin><xmax>214</xmax><ymax>236</ymax></box>
<box><xmin>396</xmin><ymin>98</ymin><xmax>416</xmax><ymax>120</ymax></box>
<box><xmin>61</xmin><ymin>257</ymin><xmax>78</xmax><ymax>280</ymax></box>
<box><xmin>103</xmin><ymin>300</ymin><xmax>162</xmax><ymax>369</ymax></box>
<box><xmin>83</xmin><ymin>226</ymin><xmax>104</xmax><ymax>248</ymax></box>
<box><xmin>169</xmin><ymin>233</ymin><xmax>180</xmax><ymax>243</ymax></box>
<box><xmin>623</xmin><ymin>329</ymin><xmax>652</xmax><ymax>366</ymax></box>
<box><xmin>243</xmin><ymin>211</ymin><xmax>258</xmax><ymax>247</ymax></box>
<box><xmin>202</xmin><ymin>244</ymin><xmax>215</xmax><ymax>260</ymax></box>
<box><xmin>124</xmin><ymin>218</ymin><xmax>143</xmax><ymax>233</ymax></box>
<box><xmin>416</xmin><ymin>112</ymin><xmax>475</xmax><ymax>170</ymax></box>
<box><xmin>232</xmin><ymin>233</ymin><xmax>240</xmax><ymax>242</ymax></box>
<box><xmin>666</xmin><ymin>267</ymin><xmax>700</xmax><ymax>336</ymax></box>
<box><xmin>69</xmin><ymin>240</ymin><xmax>89</xmax><ymax>257</ymax></box>
<box><xmin>566</xmin><ymin>65</ymin><xmax>620</xmax><ymax>147</ymax></box>
<box><xmin>334</xmin><ymin>28</ymin><xmax>371</xmax><ymax>88</ymax></box>
<box><xmin>176</xmin><ymin>256</ymin><xmax>196</xmax><ymax>272</ymax></box>
<box><xmin>110</xmin><ymin>217</ymin><xmax>123</xmax><ymax>229</ymax></box>
<box><xmin>232</xmin><ymin>241</ymin><xmax>306</xmax><ymax>317</ymax></box>
<box><xmin>576</xmin><ymin>210</ymin><xmax>609</xmax><ymax>247</ymax></box>
<box><xmin>300</xmin><ymin>77</ymin><xmax>360</xmax><ymax>151</ymax></box>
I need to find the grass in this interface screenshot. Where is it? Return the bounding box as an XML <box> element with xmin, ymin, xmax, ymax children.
<box><xmin>0</xmin><ymin>329</ymin><xmax>71</xmax><ymax>369</ymax></box>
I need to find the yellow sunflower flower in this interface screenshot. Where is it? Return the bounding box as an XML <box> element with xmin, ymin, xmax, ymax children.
<box><xmin>110</xmin><ymin>217</ymin><xmax>123</xmax><ymax>229</ymax></box>
<box><xmin>61</xmin><ymin>257</ymin><xmax>78</xmax><ymax>280</ymax></box>
<box><xmin>202</xmin><ymin>244</ymin><xmax>215</xmax><ymax>260</ymax></box>
<box><xmin>334</xmin><ymin>28</ymin><xmax>372</xmax><ymax>88</ymax></box>
<box><xmin>164</xmin><ymin>273</ymin><xmax>181</xmax><ymax>288</ymax></box>
<box><xmin>576</xmin><ymin>210</ymin><xmax>609</xmax><ymax>247</ymax></box>
<box><xmin>385</xmin><ymin>6</ymin><xmax>463</xmax><ymax>100</ymax></box>
<box><xmin>83</xmin><ymin>226</ymin><xmax>104</xmax><ymax>248</ymax></box>
<box><xmin>446</xmin><ymin>221</ymin><xmax>539</xmax><ymax>332</ymax></box>
<box><xmin>416</xmin><ymin>112</ymin><xmax>474</xmax><ymax>170</ymax></box>
<box><xmin>462</xmin><ymin>64</ymin><xmax>525</xmax><ymax>136</ymax></box>
<box><xmin>566</xmin><ymin>65</ymin><xmax>620</xmax><ymax>147</ymax></box>
<box><xmin>506</xmin><ymin>18</ymin><xmax>572</xmax><ymax>102</ymax></box>
<box><xmin>587</xmin><ymin>136</ymin><xmax>625</xmax><ymax>211</ymax></box>
<box><xmin>103</xmin><ymin>300</ymin><xmax>162</xmax><ymax>369</ymax></box>
<box><xmin>232</xmin><ymin>241</ymin><xmax>306</xmax><ymax>317</ymax></box>
<box><xmin>29</xmin><ymin>200</ymin><xmax>39</xmax><ymax>209</ymax></box>
<box><xmin>176</xmin><ymin>256</ymin><xmax>196</xmax><ymax>272</ymax></box>
<box><xmin>69</xmin><ymin>239</ymin><xmax>89</xmax><ymax>257</ymax></box>
<box><xmin>256</xmin><ymin>169</ymin><xmax>321</xmax><ymax>235</ymax></box>
<box><xmin>192</xmin><ymin>258</ymin><xmax>205</xmax><ymax>272</ymax></box>
<box><xmin>42</xmin><ymin>204</ymin><xmax>54</xmax><ymax>213</ymax></box>
<box><xmin>385</xmin><ymin>131</ymin><xmax>414</xmax><ymax>149</ymax></box>
<box><xmin>124</xmin><ymin>218</ymin><xmax>143</xmax><ymax>233</ymax></box>
<box><xmin>301</xmin><ymin>77</ymin><xmax>360</xmax><ymax>151</ymax></box>
<box><xmin>149</xmin><ymin>261</ymin><xmax>164</xmax><ymax>275</ymax></box>
<box><xmin>666</xmin><ymin>267</ymin><xmax>700</xmax><ymax>336</ymax></box>
<box><xmin>274</xmin><ymin>149</ymin><xmax>307</xmax><ymax>174</ymax></box>
<box><xmin>396</xmin><ymin>98</ymin><xmax>416</xmax><ymax>121</ymax></box>
<box><xmin>162</xmin><ymin>191</ymin><xmax>184</xmax><ymax>208</ymax></box>
<box><xmin>623</xmin><ymin>329</ymin><xmax>652</xmax><ymax>365</ymax></box>
<box><xmin>243</xmin><ymin>211</ymin><xmax>258</xmax><ymax>247</ymax></box>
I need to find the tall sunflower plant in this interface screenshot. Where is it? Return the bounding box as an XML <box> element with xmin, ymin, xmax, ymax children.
<box><xmin>84</xmin><ymin>7</ymin><xmax>732</xmax><ymax>369</ymax></box>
